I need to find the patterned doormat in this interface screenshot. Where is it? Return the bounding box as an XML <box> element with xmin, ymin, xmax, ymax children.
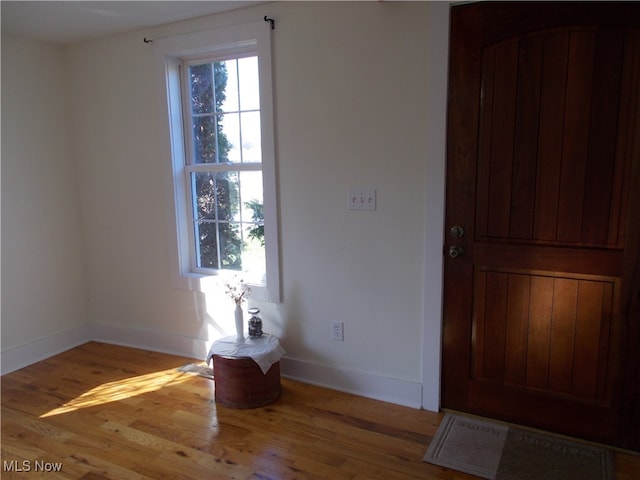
<box><xmin>423</xmin><ymin>413</ymin><xmax>615</xmax><ymax>480</ymax></box>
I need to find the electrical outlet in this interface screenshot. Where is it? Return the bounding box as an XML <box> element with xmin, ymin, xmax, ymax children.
<box><xmin>331</xmin><ymin>321</ymin><xmax>344</xmax><ymax>341</ymax></box>
<box><xmin>348</xmin><ymin>188</ymin><xmax>376</xmax><ymax>211</ymax></box>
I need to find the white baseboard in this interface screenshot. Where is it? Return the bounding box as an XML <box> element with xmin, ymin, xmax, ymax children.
<box><xmin>2</xmin><ymin>323</ymin><xmax>425</xmax><ymax>410</ymax></box>
<box><xmin>91</xmin><ymin>322</ymin><xmax>208</xmax><ymax>361</ymax></box>
<box><xmin>1</xmin><ymin>324</ymin><xmax>92</xmax><ymax>375</ymax></box>
<box><xmin>280</xmin><ymin>357</ymin><xmax>423</xmax><ymax>409</ymax></box>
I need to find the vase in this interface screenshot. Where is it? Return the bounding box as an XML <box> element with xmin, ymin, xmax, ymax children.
<box><xmin>234</xmin><ymin>304</ymin><xmax>245</xmax><ymax>342</ymax></box>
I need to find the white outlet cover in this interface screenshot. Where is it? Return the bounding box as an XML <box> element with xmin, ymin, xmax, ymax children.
<box><xmin>348</xmin><ymin>188</ymin><xmax>376</xmax><ymax>211</ymax></box>
<box><xmin>331</xmin><ymin>321</ymin><xmax>344</xmax><ymax>341</ymax></box>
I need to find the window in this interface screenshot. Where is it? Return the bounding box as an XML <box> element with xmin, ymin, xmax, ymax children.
<box><xmin>155</xmin><ymin>21</ymin><xmax>280</xmax><ymax>301</ymax></box>
<box><xmin>185</xmin><ymin>56</ymin><xmax>264</xmax><ymax>275</ymax></box>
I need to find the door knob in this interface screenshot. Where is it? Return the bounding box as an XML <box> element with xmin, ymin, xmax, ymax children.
<box><xmin>448</xmin><ymin>245</ymin><xmax>465</xmax><ymax>258</ymax></box>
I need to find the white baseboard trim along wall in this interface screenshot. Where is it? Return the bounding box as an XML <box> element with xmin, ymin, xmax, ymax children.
<box><xmin>91</xmin><ymin>323</ymin><xmax>210</xmax><ymax>362</ymax></box>
<box><xmin>1</xmin><ymin>323</ymin><xmax>425</xmax><ymax>410</ymax></box>
<box><xmin>1</xmin><ymin>324</ymin><xmax>92</xmax><ymax>375</ymax></box>
<box><xmin>279</xmin><ymin>357</ymin><xmax>423</xmax><ymax>409</ymax></box>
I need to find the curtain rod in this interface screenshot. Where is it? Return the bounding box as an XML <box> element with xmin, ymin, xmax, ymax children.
<box><xmin>143</xmin><ymin>15</ymin><xmax>275</xmax><ymax>44</ymax></box>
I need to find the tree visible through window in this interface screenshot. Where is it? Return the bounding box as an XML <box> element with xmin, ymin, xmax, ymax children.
<box><xmin>185</xmin><ymin>57</ymin><xmax>265</xmax><ymax>280</ymax></box>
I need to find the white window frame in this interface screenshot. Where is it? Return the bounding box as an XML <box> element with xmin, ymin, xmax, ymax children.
<box><xmin>154</xmin><ymin>21</ymin><xmax>280</xmax><ymax>302</ymax></box>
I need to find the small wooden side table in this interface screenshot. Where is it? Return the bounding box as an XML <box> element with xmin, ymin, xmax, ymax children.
<box><xmin>207</xmin><ymin>334</ymin><xmax>284</xmax><ymax>409</ymax></box>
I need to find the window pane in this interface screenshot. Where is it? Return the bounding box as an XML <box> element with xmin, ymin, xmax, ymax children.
<box><xmin>241</xmin><ymin>111</ymin><xmax>262</xmax><ymax>163</ymax></box>
<box><xmin>218</xmin><ymin>113</ymin><xmax>241</xmax><ymax>163</ymax></box>
<box><xmin>241</xmin><ymin>222</ymin><xmax>266</xmax><ymax>284</ymax></box>
<box><xmin>240</xmin><ymin>171</ymin><xmax>263</xmax><ymax>222</ymax></box>
<box><xmin>240</xmin><ymin>170</ymin><xmax>265</xmax><ymax>283</ymax></box>
<box><xmin>193</xmin><ymin>116</ymin><xmax>217</xmax><ymax>163</ymax></box>
<box><xmin>193</xmin><ymin>172</ymin><xmax>216</xmax><ymax>220</ymax></box>
<box><xmin>195</xmin><ymin>221</ymin><xmax>218</xmax><ymax>269</ymax></box>
<box><xmin>193</xmin><ymin>171</ymin><xmax>240</xmax><ymax>221</ymax></box>
<box><xmin>217</xmin><ymin>59</ymin><xmax>238</xmax><ymax>113</ymax></box>
<box><xmin>238</xmin><ymin>56</ymin><xmax>260</xmax><ymax>111</ymax></box>
<box><xmin>219</xmin><ymin>222</ymin><xmax>242</xmax><ymax>270</ymax></box>
<box><xmin>215</xmin><ymin>171</ymin><xmax>239</xmax><ymax>221</ymax></box>
<box><xmin>189</xmin><ymin>64</ymin><xmax>213</xmax><ymax>115</ymax></box>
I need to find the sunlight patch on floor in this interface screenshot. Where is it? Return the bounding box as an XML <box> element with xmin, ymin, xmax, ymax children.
<box><xmin>39</xmin><ymin>368</ymin><xmax>193</xmax><ymax>418</ymax></box>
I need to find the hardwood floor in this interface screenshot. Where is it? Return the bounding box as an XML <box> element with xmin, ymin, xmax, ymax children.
<box><xmin>2</xmin><ymin>342</ymin><xmax>639</xmax><ymax>479</ymax></box>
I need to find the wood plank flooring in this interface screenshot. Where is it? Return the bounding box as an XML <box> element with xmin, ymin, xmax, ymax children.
<box><xmin>2</xmin><ymin>342</ymin><xmax>639</xmax><ymax>479</ymax></box>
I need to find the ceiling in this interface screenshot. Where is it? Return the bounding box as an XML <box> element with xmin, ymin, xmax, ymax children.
<box><xmin>1</xmin><ymin>1</ymin><xmax>268</xmax><ymax>45</ymax></box>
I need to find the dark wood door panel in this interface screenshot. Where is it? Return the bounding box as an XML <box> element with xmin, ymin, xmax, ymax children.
<box><xmin>472</xmin><ymin>270</ymin><xmax>617</xmax><ymax>400</ymax></box>
<box><xmin>476</xmin><ymin>27</ymin><xmax>632</xmax><ymax>248</ymax></box>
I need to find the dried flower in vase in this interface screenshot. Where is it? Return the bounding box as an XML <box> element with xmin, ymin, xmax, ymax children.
<box><xmin>222</xmin><ymin>275</ymin><xmax>251</xmax><ymax>305</ymax></box>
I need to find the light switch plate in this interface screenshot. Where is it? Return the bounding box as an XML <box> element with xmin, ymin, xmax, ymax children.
<box><xmin>349</xmin><ymin>188</ymin><xmax>376</xmax><ymax>211</ymax></box>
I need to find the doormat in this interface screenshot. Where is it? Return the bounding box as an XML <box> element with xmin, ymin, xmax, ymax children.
<box><xmin>423</xmin><ymin>413</ymin><xmax>615</xmax><ymax>480</ymax></box>
<box><xmin>177</xmin><ymin>363</ymin><xmax>214</xmax><ymax>380</ymax></box>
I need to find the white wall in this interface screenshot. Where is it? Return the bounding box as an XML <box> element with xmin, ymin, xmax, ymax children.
<box><xmin>2</xmin><ymin>1</ymin><xmax>449</xmax><ymax>410</ymax></box>
<box><xmin>1</xmin><ymin>35</ymin><xmax>90</xmax><ymax>370</ymax></box>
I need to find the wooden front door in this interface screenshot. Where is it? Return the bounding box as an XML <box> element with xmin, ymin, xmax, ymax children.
<box><xmin>441</xmin><ymin>2</ymin><xmax>640</xmax><ymax>450</ymax></box>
